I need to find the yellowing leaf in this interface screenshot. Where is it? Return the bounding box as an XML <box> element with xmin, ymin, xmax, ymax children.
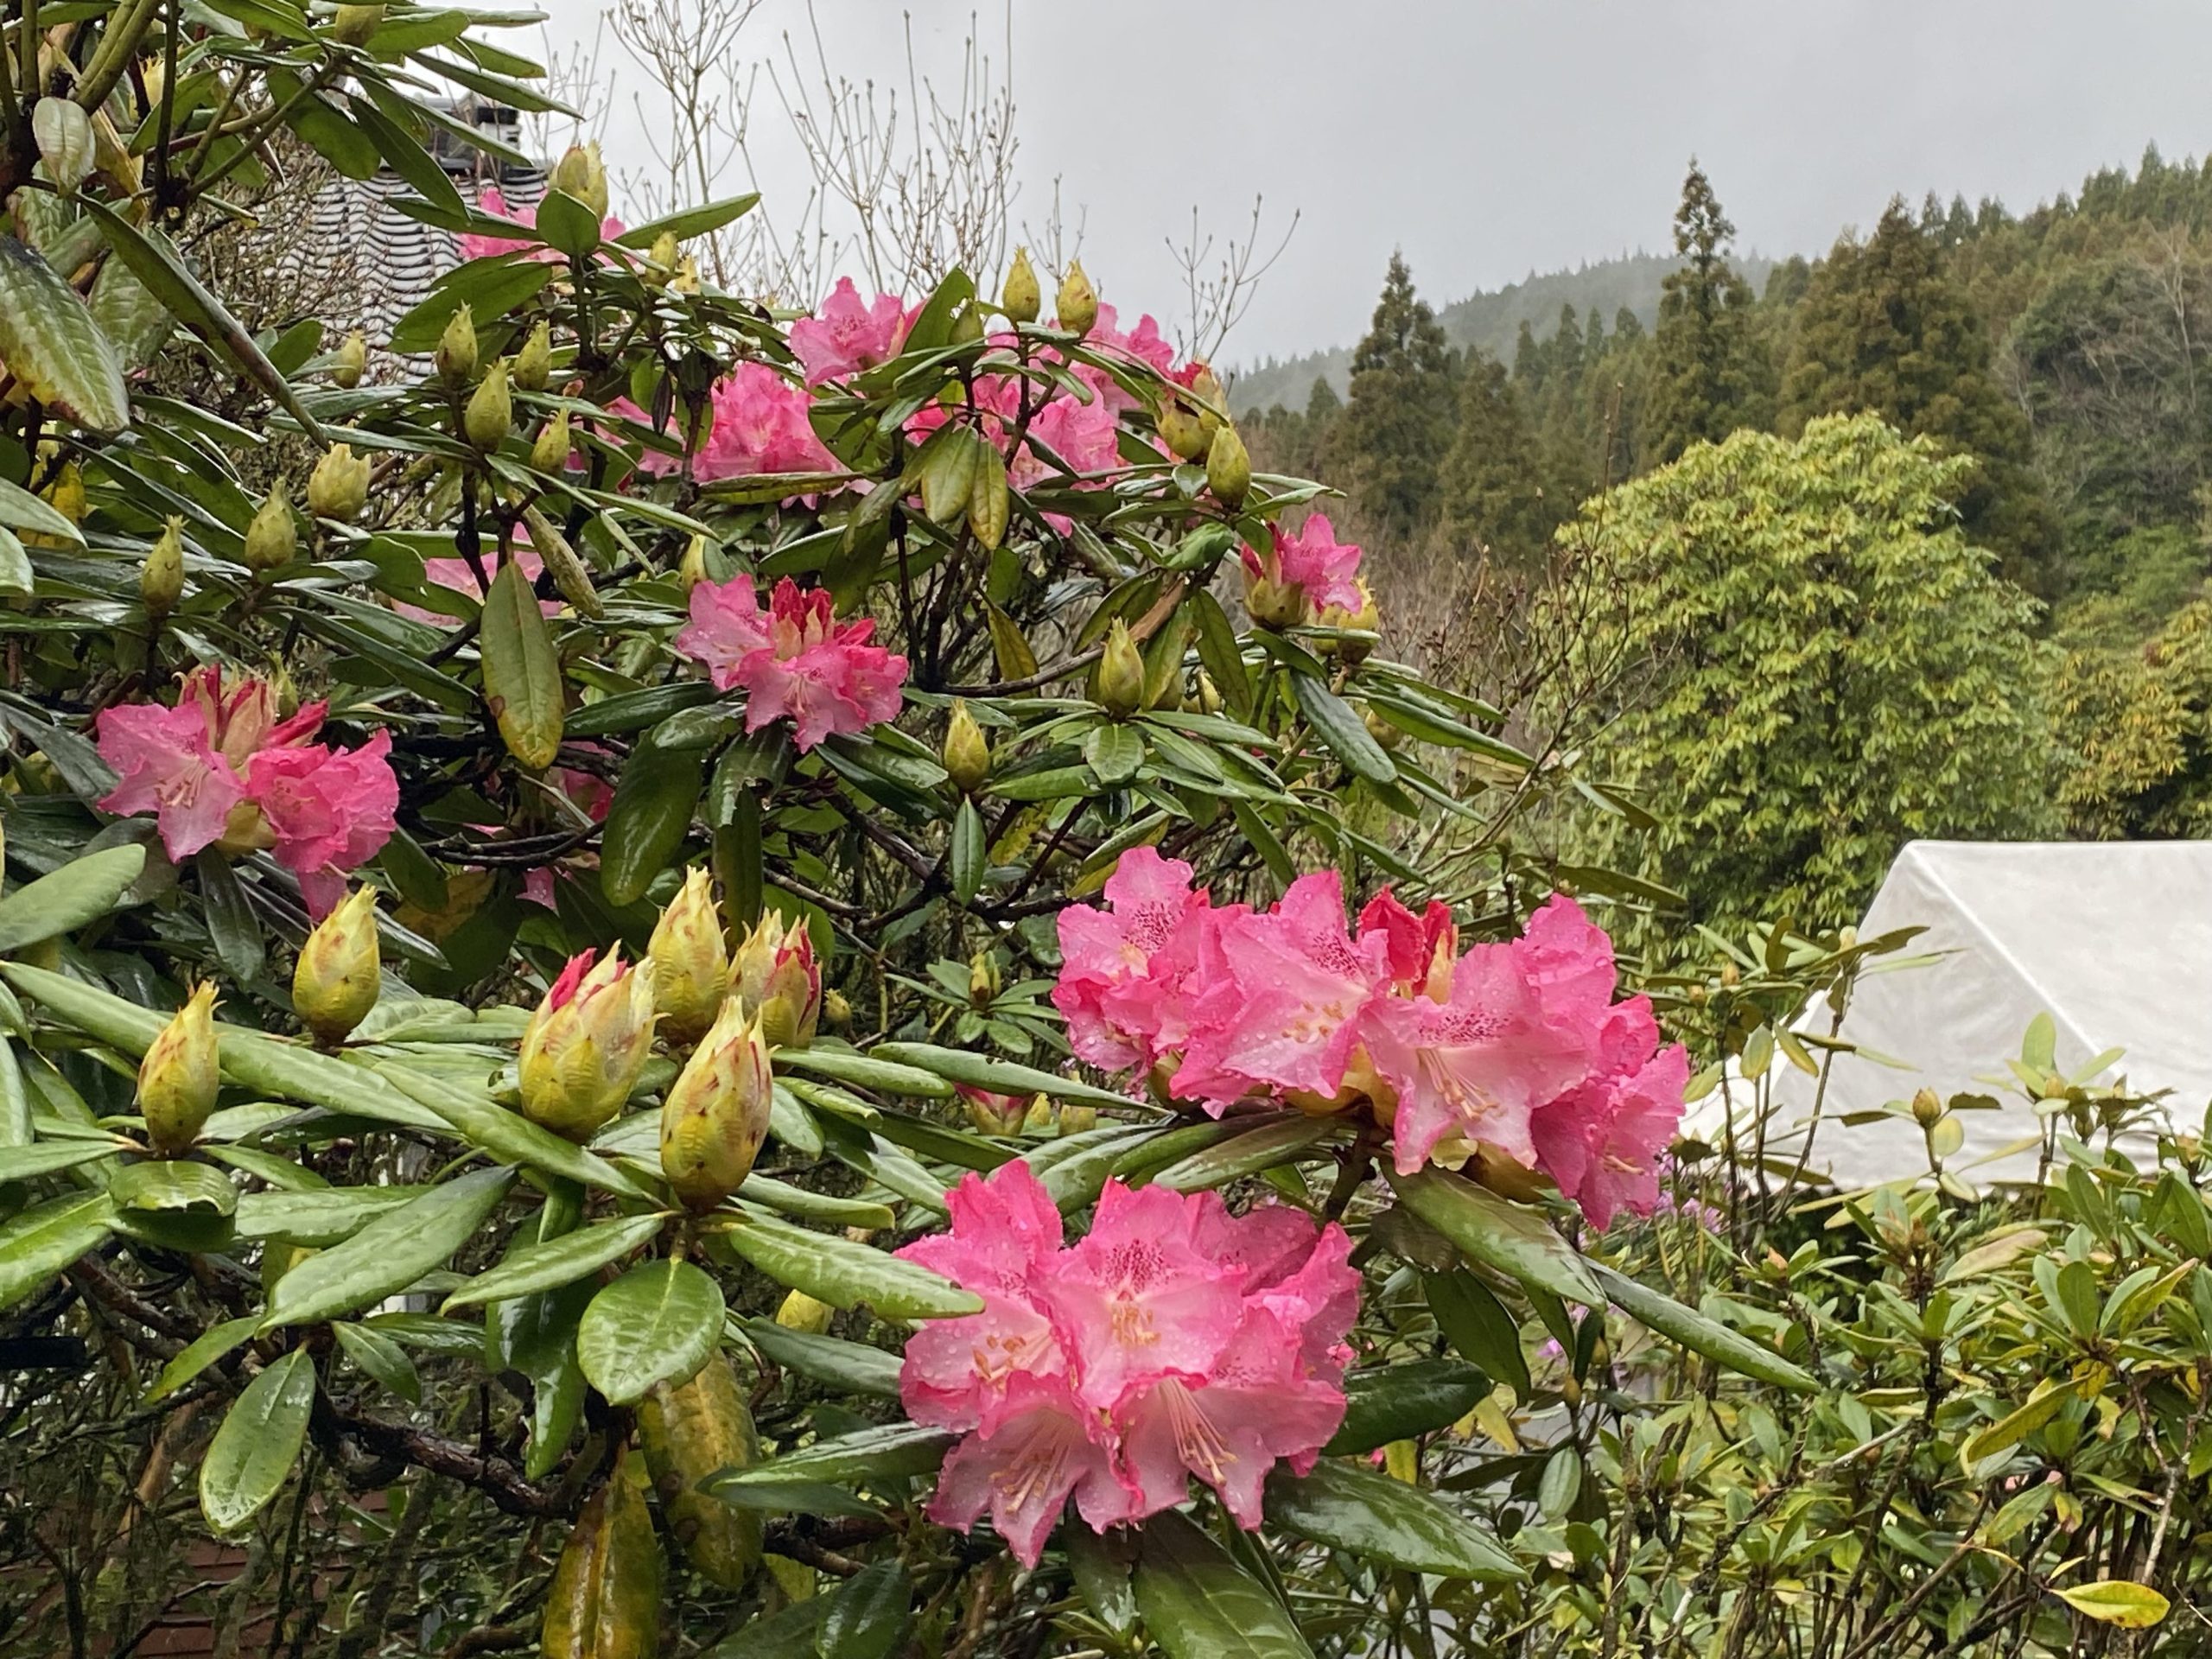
<box><xmin>2055</xmin><ymin>1580</ymin><xmax>2169</xmax><ymax>1628</ymax></box>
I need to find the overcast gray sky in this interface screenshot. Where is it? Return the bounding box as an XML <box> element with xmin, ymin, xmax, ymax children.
<box><xmin>540</xmin><ymin>1</ymin><xmax>2212</xmax><ymax>367</ymax></box>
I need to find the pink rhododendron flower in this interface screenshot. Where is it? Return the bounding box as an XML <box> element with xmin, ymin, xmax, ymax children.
<box><xmin>1052</xmin><ymin>847</ymin><xmax>1229</xmax><ymax>1076</ymax></box>
<box><xmin>1240</xmin><ymin>515</ymin><xmax>1365</xmax><ymax>618</ymax></box>
<box><xmin>895</xmin><ymin>1160</ymin><xmax>1356</xmax><ymax>1567</ymax></box>
<box><xmin>95</xmin><ymin>668</ymin><xmax>397</xmax><ymax>918</ymax></box>
<box><xmin>1049</xmin><ymin>853</ymin><xmax>1689</xmax><ymax>1227</ymax></box>
<box><xmin>790</xmin><ymin>277</ymin><xmax>907</xmax><ymax>385</ymax></box>
<box><xmin>662</xmin><ymin>364</ymin><xmax>839</xmax><ymax>484</ymax></box>
<box><xmin>673</xmin><ymin>575</ymin><xmax>906</xmax><ymax>751</ymax></box>
<box><xmin>1529</xmin><ymin>998</ymin><xmax>1694</xmax><ymax>1228</ymax></box>
<box><xmin>457</xmin><ymin>186</ymin><xmax>626</xmax><ymax>263</ymax></box>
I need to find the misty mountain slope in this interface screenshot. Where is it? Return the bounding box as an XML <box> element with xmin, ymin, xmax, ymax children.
<box><xmin>1230</xmin><ymin>247</ymin><xmax>1776</xmax><ymax>413</ymax></box>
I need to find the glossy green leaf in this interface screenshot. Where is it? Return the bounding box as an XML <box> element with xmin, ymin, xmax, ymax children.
<box><xmin>0</xmin><ymin>845</ymin><xmax>145</xmax><ymax>954</ymax></box>
<box><xmin>1131</xmin><ymin>1510</ymin><xmax>1314</xmax><ymax>1659</ymax></box>
<box><xmin>0</xmin><ymin>1190</ymin><xmax>113</xmax><ymax>1312</ymax></box>
<box><xmin>576</xmin><ymin>1258</ymin><xmax>724</xmax><ymax>1405</ymax></box>
<box><xmin>705</xmin><ymin>1422</ymin><xmax>956</xmax><ymax>1492</ymax></box>
<box><xmin>334</xmin><ymin>1320</ymin><xmax>423</xmax><ymax>1404</ymax></box>
<box><xmin>715</xmin><ymin>1212</ymin><xmax>982</xmax><ymax>1320</ymax></box>
<box><xmin>236</xmin><ymin>1185</ymin><xmax>425</xmax><ymax>1246</ymax></box>
<box><xmin>376</xmin><ymin>1065</ymin><xmax>649</xmax><ymax>1198</ymax></box>
<box><xmin>199</xmin><ymin>1349</ymin><xmax>315</xmax><ymax>1532</ymax></box>
<box><xmin>147</xmin><ymin>1315</ymin><xmax>259</xmax><ymax>1403</ymax></box>
<box><xmin>263</xmin><ymin>1166</ymin><xmax>516</xmax><ymax>1330</ymax></box>
<box><xmin>1264</xmin><ymin>1458</ymin><xmax>1522</xmax><ymax>1580</ymax></box>
<box><xmin>1386</xmin><ymin>1167</ymin><xmax>1602</xmax><ymax>1305</ymax></box>
<box><xmin>108</xmin><ymin>1160</ymin><xmax>236</xmax><ymax>1216</ymax></box>
<box><xmin>0</xmin><ymin>235</ymin><xmax>128</xmax><ymax>432</ymax></box>
<box><xmin>480</xmin><ymin>556</ymin><xmax>564</xmax><ymax>770</ymax></box>
<box><xmin>866</xmin><ymin>1041</ymin><xmax>1130</xmax><ymax>1109</ymax></box>
<box><xmin>1422</xmin><ymin>1269</ymin><xmax>1532</xmax><ymax>1398</ymax></box>
<box><xmin>738</xmin><ymin>1317</ymin><xmax>902</xmax><ymax>1398</ymax></box>
<box><xmin>1148</xmin><ymin>1115</ymin><xmax>1334</xmax><ymax>1193</ymax></box>
<box><xmin>1291</xmin><ymin>672</ymin><xmax>1395</xmax><ymax>784</ymax></box>
<box><xmin>613</xmin><ymin>193</ymin><xmax>760</xmax><ymax>248</ymax></box>
<box><xmin>601</xmin><ymin>741</ymin><xmax>702</xmax><ymax>906</ymax></box>
<box><xmin>1322</xmin><ymin>1357</ymin><xmax>1493</xmax><ymax>1457</ymax></box>
<box><xmin>817</xmin><ymin>1558</ymin><xmax>910</xmax><ymax>1659</ymax></box>
<box><xmin>441</xmin><ymin>1212</ymin><xmax>667</xmax><ymax>1312</ymax></box>
<box><xmin>1590</xmin><ymin>1262</ymin><xmax>1819</xmax><ymax>1393</ymax></box>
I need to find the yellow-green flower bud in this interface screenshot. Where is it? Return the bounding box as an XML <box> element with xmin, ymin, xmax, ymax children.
<box><xmin>1315</xmin><ymin>576</ymin><xmax>1380</xmax><ymax>664</ymax></box>
<box><xmin>658</xmin><ymin>998</ymin><xmax>773</xmax><ymax>1211</ymax></box>
<box><xmin>776</xmin><ymin>1289</ymin><xmax>835</xmax><ymax>1332</ymax></box>
<box><xmin>1363</xmin><ymin>707</ymin><xmax>1405</xmax><ymax>752</ymax></box>
<box><xmin>648</xmin><ymin>869</ymin><xmax>729</xmax><ymax>1046</ymax></box>
<box><xmin>464</xmin><ymin>360</ymin><xmax>512</xmax><ymax>452</ymax></box>
<box><xmin>330</xmin><ymin>3</ymin><xmax>383</xmax><ymax>45</ymax></box>
<box><xmin>1156</xmin><ymin>394</ymin><xmax>1209</xmax><ymax>462</ymax></box>
<box><xmin>1188</xmin><ymin>363</ymin><xmax>1226</xmax><ymax>444</ymax></box>
<box><xmin>1095</xmin><ymin>619</ymin><xmax>1145</xmax><ymax>719</ymax></box>
<box><xmin>1056</xmin><ymin>259</ymin><xmax>1098</xmax><ymax>336</ymax></box>
<box><xmin>243</xmin><ymin>482</ymin><xmax>296</xmax><ymax>575</ymax></box>
<box><xmin>1206</xmin><ymin>421</ymin><xmax>1251</xmax><ymax>509</ymax></box>
<box><xmin>551</xmin><ymin>142</ymin><xmax>609</xmax><ymax>220</ymax></box>
<box><xmin>139</xmin><ymin>982</ymin><xmax>219</xmax><ymax>1156</ymax></box>
<box><xmin>1001</xmin><ymin>246</ymin><xmax>1040</xmax><ymax>323</ymax></box>
<box><xmin>967</xmin><ymin>950</ymin><xmax>1000</xmax><ymax>1008</ymax></box>
<box><xmin>1058</xmin><ymin>1102</ymin><xmax>1097</xmax><ymax>1135</ymax></box>
<box><xmin>1020</xmin><ymin>1096</ymin><xmax>1057</xmax><ymax>1135</ymax></box>
<box><xmin>942</xmin><ymin>700</ymin><xmax>990</xmax><ymax>795</ymax></box>
<box><xmin>140</xmin><ymin>515</ymin><xmax>184</xmax><ymax>617</ymax></box>
<box><xmin>332</xmin><ymin>329</ymin><xmax>367</xmax><ymax>389</ymax></box>
<box><xmin>518</xmin><ymin>948</ymin><xmax>659</xmax><ymax>1141</ymax></box>
<box><xmin>731</xmin><ymin>911</ymin><xmax>820</xmax><ymax>1051</ymax></box>
<box><xmin>306</xmin><ymin>442</ymin><xmax>372</xmax><ymax>523</ymax></box>
<box><xmin>434</xmin><ymin>304</ymin><xmax>477</xmax><ymax>387</ymax></box>
<box><xmin>677</xmin><ymin>534</ymin><xmax>709</xmax><ymax>593</ymax></box>
<box><xmin>960</xmin><ymin>1086</ymin><xmax>1028</xmax><ymax>1135</ymax></box>
<box><xmin>822</xmin><ymin>988</ymin><xmax>852</xmax><ymax>1032</ymax></box>
<box><xmin>671</xmin><ymin>254</ymin><xmax>701</xmax><ymax>296</ymax></box>
<box><xmin>531</xmin><ymin>408</ymin><xmax>573</xmax><ymax>474</ymax></box>
<box><xmin>643</xmin><ymin>230</ymin><xmax>678</xmax><ymax>289</ymax></box>
<box><xmin>293</xmin><ymin>886</ymin><xmax>381</xmax><ymax>1046</ymax></box>
<box><xmin>513</xmin><ymin>319</ymin><xmax>553</xmax><ymax>392</ymax></box>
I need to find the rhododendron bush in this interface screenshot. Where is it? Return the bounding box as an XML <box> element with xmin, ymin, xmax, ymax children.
<box><xmin>0</xmin><ymin>10</ymin><xmax>2021</xmax><ymax>1659</ymax></box>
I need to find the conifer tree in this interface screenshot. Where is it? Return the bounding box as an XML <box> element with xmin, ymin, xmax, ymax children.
<box><xmin>1340</xmin><ymin>251</ymin><xmax>1459</xmax><ymax>543</ymax></box>
<box><xmin>1644</xmin><ymin>160</ymin><xmax>1772</xmax><ymax>464</ymax></box>
<box><xmin>1440</xmin><ymin>352</ymin><xmax>1552</xmax><ymax>566</ymax></box>
<box><xmin>1780</xmin><ymin>198</ymin><xmax>2056</xmax><ymax>587</ymax></box>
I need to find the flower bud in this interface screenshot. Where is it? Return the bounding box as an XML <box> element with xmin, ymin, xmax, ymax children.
<box><xmin>1191</xmin><ymin>671</ymin><xmax>1223</xmax><ymax>717</ymax></box>
<box><xmin>1056</xmin><ymin>259</ymin><xmax>1098</xmax><ymax>337</ymax></box>
<box><xmin>531</xmin><ymin>408</ymin><xmax>573</xmax><ymax>474</ymax></box>
<box><xmin>677</xmin><ymin>533</ymin><xmax>709</xmax><ymax>593</ymax></box>
<box><xmin>959</xmin><ymin>1084</ymin><xmax>1028</xmax><ymax>1136</ymax></box>
<box><xmin>551</xmin><ymin>142</ymin><xmax>609</xmax><ymax>220</ymax></box>
<box><xmin>1058</xmin><ymin>1102</ymin><xmax>1097</xmax><ymax>1135</ymax></box>
<box><xmin>139</xmin><ymin>982</ymin><xmax>219</xmax><ymax>1155</ymax></box>
<box><xmin>306</xmin><ymin>442</ymin><xmax>372</xmax><ymax>523</ymax></box>
<box><xmin>464</xmin><ymin>359</ymin><xmax>512</xmax><ymax>452</ymax></box>
<box><xmin>1315</xmin><ymin>577</ymin><xmax>1379</xmax><ymax>664</ymax></box>
<box><xmin>1001</xmin><ymin>246</ymin><xmax>1040</xmax><ymax>323</ymax></box>
<box><xmin>1205</xmin><ymin>422</ymin><xmax>1251</xmax><ymax>509</ymax></box>
<box><xmin>671</xmin><ymin>253</ymin><xmax>701</xmax><ymax>295</ymax></box>
<box><xmin>518</xmin><ymin>948</ymin><xmax>659</xmax><ymax>1141</ymax></box>
<box><xmin>1020</xmin><ymin>1096</ymin><xmax>1057</xmax><ymax>1135</ymax></box>
<box><xmin>330</xmin><ymin>3</ymin><xmax>383</xmax><ymax>44</ymax></box>
<box><xmin>1156</xmin><ymin>395</ymin><xmax>1210</xmax><ymax>461</ymax></box>
<box><xmin>942</xmin><ymin>700</ymin><xmax>990</xmax><ymax>794</ymax></box>
<box><xmin>967</xmin><ymin>950</ymin><xmax>1000</xmax><ymax>1009</ymax></box>
<box><xmin>332</xmin><ymin>329</ymin><xmax>367</xmax><ymax>389</ymax></box>
<box><xmin>243</xmin><ymin>482</ymin><xmax>296</xmax><ymax>575</ymax></box>
<box><xmin>648</xmin><ymin>869</ymin><xmax>729</xmax><ymax>1046</ymax></box>
<box><xmin>1187</xmin><ymin>362</ymin><xmax>1226</xmax><ymax>437</ymax></box>
<box><xmin>776</xmin><ymin>1289</ymin><xmax>835</xmax><ymax>1332</ymax></box>
<box><xmin>822</xmin><ymin>988</ymin><xmax>852</xmax><ymax>1032</ymax></box>
<box><xmin>435</xmin><ymin>304</ymin><xmax>477</xmax><ymax>387</ymax></box>
<box><xmin>293</xmin><ymin>886</ymin><xmax>381</xmax><ymax>1046</ymax></box>
<box><xmin>644</xmin><ymin>231</ymin><xmax>678</xmax><ymax>289</ymax></box>
<box><xmin>731</xmin><ymin>911</ymin><xmax>821</xmax><ymax>1050</ymax></box>
<box><xmin>1363</xmin><ymin>707</ymin><xmax>1404</xmax><ymax>751</ymax></box>
<box><xmin>659</xmin><ymin>998</ymin><xmax>773</xmax><ymax>1211</ymax></box>
<box><xmin>140</xmin><ymin>516</ymin><xmax>184</xmax><ymax>617</ymax></box>
<box><xmin>1910</xmin><ymin>1087</ymin><xmax>1944</xmax><ymax>1128</ymax></box>
<box><xmin>513</xmin><ymin>319</ymin><xmax>552</xmax><ymax>391</ymax></box>
<box><xmin>1095</xmin><ymin>620</ymin><xmax>1146</xmax><ymax>719</ymax></box>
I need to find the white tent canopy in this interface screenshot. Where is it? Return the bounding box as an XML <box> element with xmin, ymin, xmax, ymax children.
<box><xmin>1683</xmin><ymin>841</ymin><xmax>2212</xmax><ymax>1186</ymax></box>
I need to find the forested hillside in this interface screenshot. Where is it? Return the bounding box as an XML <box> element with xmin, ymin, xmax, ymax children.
<box><xmin>1242</xmin><ymin>144</ymin><xmax>2212</xmax><ymax>935</ymax></box>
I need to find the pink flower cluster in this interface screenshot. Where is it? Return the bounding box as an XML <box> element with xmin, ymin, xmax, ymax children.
<box><xmin>674</xmin><ymin>575</ymin><xmax>906</xmax><ymax>751</ymax></box>
<box><xmin>1240</xmin><ymin>513</ymin><xmax>1365</xmax><ymax>616</ymax></box>
<box><xmin>95</xmin><ymin>668</ymin><xmax>397</xmax><ymax>918</ymax></box>
<box><xmin>456</xmin><ymin>186</ymin><xmax>626</xmax><ymax>263</ymax></box>
<box><xmin>899</xmin><ymin>1160</ymin><xmax>1357</xmax><ymax>1567</ymax></box>
<box><xmin>630</xmin><ymin>363</ymin><xmax>838</xmax><ymax>486</ymax></box>
<box><xmin>789</xmin><ymin>277</ymin><xmax>907</xmax><ymax>385</ymax></box>
<box><xmin>1053</xmin><ymin>849</ymin><xmax>1689</xmax><ymax>1228</ymax></box>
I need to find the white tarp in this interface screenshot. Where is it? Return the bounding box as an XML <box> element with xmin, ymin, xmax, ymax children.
<box><xmin>1684</xmin><ymin>841</ymin><xmax>2212</xmax><ymax>1186</ymax></box>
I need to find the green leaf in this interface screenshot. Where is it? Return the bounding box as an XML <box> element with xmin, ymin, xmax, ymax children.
<box><xmin>1147</xmin><ymin>1115</ymin><xmax>1334</xmax><ymax>1193</ymax></box>
<box><xmin>236</xmin><ymin>1185</ymin><xmax>424</xmax><ymax>1246</ymax></box>
<box><xmin>146</xmin><ymin>1314</ymin><xmax>258</xmax><ymax>1403</ymax></box>
<box><xmin>2054</xmin><ymin>1580</ymin><xmax>2169</xmax><ymax>1628</ymax></box>
<box><xmin>0</xmin><ymin>475</ymin><xmax>86</xmax><ymax>545</ymax></box>
<box><xmin>1291</xmin><ymin>672</ymin><xmax>1395</xmax><ymax>784</ymax></box>
<box><xmin>949</xmin><ymin>798</ymin><xmax>985</xmax><ymax>905</ymax></box>
<box><xmin>1539</xmin><ymin>1445</ymin><xmax>1583</xmax><ymax>1517</ymax></box>
<box><xmin>193</xmin><ymin>848</ymin><xmax>264</xmax><ymax>984</ymax></box>
<box><xmin>334</xmin><ymin>1320</ymin><xmax>422</xmax><ymax>1404</ymax></box>
<box><xmin>1131</xmin><ymin>1509</ymin><xmax>1314</xmax><ymax>1659</ymax></box>
<box><xmin>600</xmin><ymin>741</ymin><xmax>702</xmax><ymax>906</ymax></box>
<box><xmin>0</xmin><ymin>1190</ymin><xmax>112</xmax><ymax>1312</ymax></box>
<box><xmin>441</xmin><ymin>1212</ymin><xmax>667</xmax><ymax>1313</ymax></box>
<box><xmin>865</xmin><ymin>1041</ymin><xmax>1131</xmax><ymax>1109</ymax></box>
<box><xmin>199</xmin><ymin>1349</ymin><xmax>315</xmax><ymax>1532</ymax></box>
<box><xmin>1959</xmin><ymin>1379</ymin><xmax>2066</xmax><ymax>1471</ymax></box>
<box><xmin>575</xmin><ymin>1258</ymin><xmax>724</xmax><ymax>1405</ymax></box>
<box><xmin>533</xmin><ymin>188</ymin><xmax>602</xmax><ymax>258</ymax></box>
<box><xmin>613</xmin><ymin>193</ymin><xmax>760</xmax><ymax>248</ymax></box>
<box><xmin>705</xmin><ymin>1422</ymin><xmax>956</xmax><ymax>1492</ymax></box>
<box><xmin>1589</xmin><ymin>1262</ymin><xmax>1819</xmax><ymax>1393</ymax></box>
<box><xmin>1263</xmin><ymin>1459</ymin><xmax>1522</xmax><ymax>1580</ymax></box>
<box><xmin>390</xmin><ymin>258</ymin><xmax>555</xmax><ymax>353</ymax></box>
<box><xmin>480</xmin><ymin>556</ymin><xmax>565</xmax><ymax>770</ymax></box>
<box><xmin>376</xmin><ymin>1065</ymin><xmax>650</xmax><ymax>1200</ymax></box>
<box><xmin>715</xmin><ymin>1213</ymin><xmax>982</xmax><ymax>1320</ymax></box>
<box><xmin>1084</xmin><ymin>721</ymin><xmax>1146</xmax><ymax>786</ymax></box>
<box><xmin>817</xmin><ymin>1558</ymin><xmax>910</xmax><ymax>1659</ymax></box>
<box><xmin>0</xmin><ymin>234</ymin><xmax>128</xmax><ymax>432</ymax></box>
<box><xmin>738</xmin><ymin>1317</ymin><xmax>901</xmax><ymax>1398</ymax></box>
<box><xmin>32</xmin><ymin>99</ymin><xmax>92</xmax><ymax>194</ymax></box>
<box><xmin>263</xmin><ymin>1166</ymin><xmax>516</xmax><ymax>1330</ymax></box>
<box><xmin>1422</xmin><ymin>1269</ymin><xmax>1532</xmax><ymax>1398</ymax></box>
<box><xmin>1322</xmin><ymin>1357</ymin><xmax>1493</xmax><ymax>1457</ymax></box>
<box><xmin>1385</xmin><ymin>1168</ymin><xmax>1601</xmax><ymax>1305</ymax></box>
<box><xmin>109</xmin><ymin>1159</ymin><xmax>236</xmax><ymax>1217</ymax></box>
<box><xmin>1190</xmin><ymin>588</ymin><xmax>1252</xmax><ymax>716</ymax></box>
<box><xmin>772</xmin><ymin>1047</ymin><xmax>954</xmax><ymax>1099</ymax></box>
<box><xmin>0</xmin><ymin>1137</ymin><xmax>125</xmax><ymax>1181</ymax></box>
<box><xmin>0</xmin><ymin>845</ymin><xmax>145</xmax><ymax>954</ymax></box>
